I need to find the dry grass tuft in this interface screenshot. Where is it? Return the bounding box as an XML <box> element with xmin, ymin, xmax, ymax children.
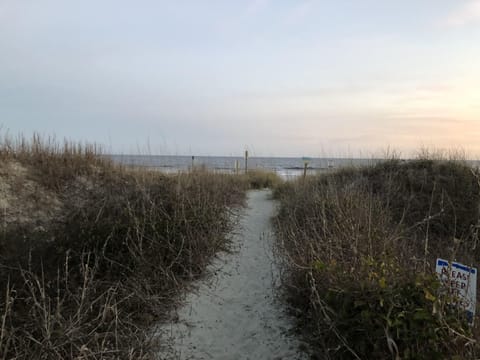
<box><xmin>0</xmin><ymin>133</ymin><xmax>247</xmax><ymax>359</ymax></box>
<box><xmin>243</xmin><ymin>169</ymin><xmax>283</xmax><ymax>189</ymax></box>
<box><xmin>274</xmin><ymin>156</ymin><xmax>480</xmax><ymax>359</ymax></box>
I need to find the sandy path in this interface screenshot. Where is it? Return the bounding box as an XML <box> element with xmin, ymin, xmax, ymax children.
<box><xmin>157</xmin><ymin>190</ymin><xmax>308</xmax><ymax>360</ymax></box>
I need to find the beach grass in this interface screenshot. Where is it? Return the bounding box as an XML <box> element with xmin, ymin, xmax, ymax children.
<box><xmin>274</xmin><ymin>155</ymin><xmax>480</xmax><ymax>359</ymax></box>
<box><xmin>0</xmin><ymin>133</ymin><xmax>248</xmax><ymax>359</ymax></box>
<box><xmin>243</xmin><ymin>168</ymin><xmax>283</xmax><ymax>189</ymax></box>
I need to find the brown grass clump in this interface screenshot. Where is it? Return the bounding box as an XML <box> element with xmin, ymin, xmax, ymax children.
<box><xmin>0</xmin><ymin>134</ymin><xmax>246</xmax><ymax>359</ymax></box>
<box><xmin>274</xmin><ymin>157</ymin><xmax>480</xmax><ymax>359</ymax></box>
<box><xmin>243</xmin><ymin>169</ymin><xmax>283</xmax><ymax>189</ymax></box>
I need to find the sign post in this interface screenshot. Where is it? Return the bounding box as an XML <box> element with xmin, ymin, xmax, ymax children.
<box><xmin>436</xmin><ymin>258</ymin><xmax>477</xmax><ymax>324</ymax></box>
<box><xmin>302</xmin><ymin>157</ymin><xmax>311</xmax><ymax>179</ymax></box>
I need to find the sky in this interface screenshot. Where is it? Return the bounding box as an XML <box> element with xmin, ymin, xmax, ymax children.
<box><xmin>1</xmin><ymin>0</ymin><xmax>479</xmax><ymax>157</ymax></box>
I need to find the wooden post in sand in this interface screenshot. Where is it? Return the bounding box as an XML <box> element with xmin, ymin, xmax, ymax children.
<box><xmin>244</xmin><ymin>150</ymin><xmax>248</xmax><ymax>174</ymax></box>
<box><xmin>302</xmin><ymin>157</ymin><xmax>311</xmax><ymax>179</ymax></box>
<box><xmin>191</xmin><ymin>155</ymin><xmax>195</xmax><ymax>170</ymax></box>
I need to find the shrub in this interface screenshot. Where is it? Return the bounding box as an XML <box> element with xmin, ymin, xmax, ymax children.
<box><xmin>0</xmin><ymin>134</ymin><xmax>246</xmax><ymax>359</ymax></box>
<box><xmin>274</xmin><ymin>158</ymin><xmax>480</xmax><ymax>359</ymax></box>
<box><xmin>244</xmin><ymin>169</ymin><xmax>283</xmax><ymax>189</ymax></box>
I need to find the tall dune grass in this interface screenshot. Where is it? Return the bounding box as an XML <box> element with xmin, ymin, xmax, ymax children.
<box><xmin>274</xmin><ymin>156</ymin><xmax>480</xmax><ymax>359</ymax></box>
<box><xmin>0</xmin><ymin>134</ymin><xmax>247</xmax><ymax>359</ymax></box>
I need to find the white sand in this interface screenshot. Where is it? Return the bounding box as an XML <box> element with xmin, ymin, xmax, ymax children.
<box><xmin>157</xmin><ymin>190</ymin><xmax>309</xmax><ymax>360</ymax></box>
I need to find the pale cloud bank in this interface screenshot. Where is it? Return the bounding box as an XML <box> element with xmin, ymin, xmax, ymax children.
<box><xmin>246</xmin><ymin>0</ymin><xmax>270</xmax><ymax>15</ymax></box>
<box><xmin>284</xmin><ymin>1</ymin><xmax>314</xmax><ymax>25</ymax></box>
<box><xmin>445</xmin><ymin>0</ymin><xmax>480</xmax><ymax>26</ymax></box>
<box><xmin>1</xmin><ymin>1</ymin><xmax>480</xmax><ymax>156</ymax></box>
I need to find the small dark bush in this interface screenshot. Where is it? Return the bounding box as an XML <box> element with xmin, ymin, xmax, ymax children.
<box><xmin>244</xmin><ymin>169</ymin><xmax>283</xmax><ymax>189</ymax></box>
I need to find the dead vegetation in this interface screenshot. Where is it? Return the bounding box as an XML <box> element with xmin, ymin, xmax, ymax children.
<box><xmin>242</xmin><ymin>169</ymin><xmax>283</xmax><ymax>190</ymax></box>
<box><xmin>274</xmin><ymin>156</ymin><xmax>480</xmax><ymax>359</ymax></box>
<box><xmin>0</xmin><ymin>134</ymin><xmax>247</xmax><ymax>359</ymax></box>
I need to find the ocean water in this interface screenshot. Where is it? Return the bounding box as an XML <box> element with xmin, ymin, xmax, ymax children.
<box><xmin>109</xmin><ymin>155</ymin><xmax>379</xmax><ymax>179</ymax></box>
<box><xmin>109</xmin><ymin>155</ymin><xmax>480</xmax><ymax>179</ymax></box>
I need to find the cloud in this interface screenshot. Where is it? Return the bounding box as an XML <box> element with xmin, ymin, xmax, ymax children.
<box><xmin>445</xmin><ymin>0</ymin><xmax>480</xmax><ymax>26</ymax></box>
<box><xmin>284</xmin><ymin>1</ymin><xmax>313</xmax><ymax>25</ymax></box>
<box><xmin>246</xmin><ymin>0</ymin><xmax>270</xmax><ymax>15</ymax></box>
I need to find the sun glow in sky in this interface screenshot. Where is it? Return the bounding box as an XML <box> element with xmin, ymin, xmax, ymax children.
<box><xmin>1</xmin><ymin>0</ymin><xmax>480</xmax><ymax>157</ymax></box>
